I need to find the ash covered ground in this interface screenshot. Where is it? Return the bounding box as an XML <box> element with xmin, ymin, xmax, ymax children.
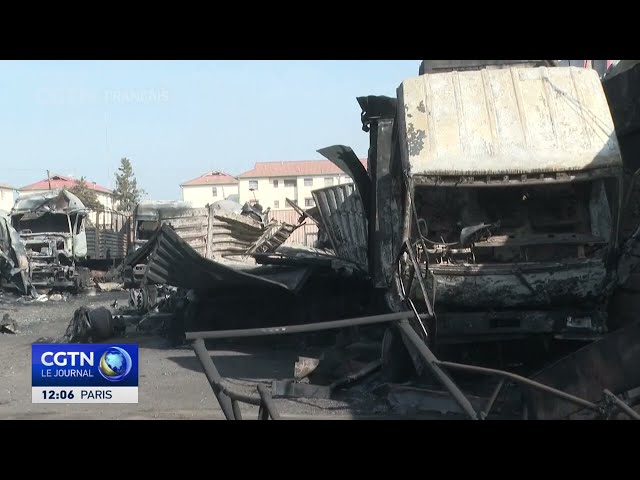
<box><xmin>0</xmin><ymin>288</ymin><xmax>391</xmax><ymax>420</ymax></box>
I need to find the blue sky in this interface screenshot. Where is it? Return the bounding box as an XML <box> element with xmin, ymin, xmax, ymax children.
<box><xmin>0</xmin><ymin>60</ymin><xmax>420</xmax><ymax>200</ymax></box>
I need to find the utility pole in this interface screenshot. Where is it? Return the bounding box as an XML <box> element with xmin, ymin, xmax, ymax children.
<box><xmin>47</xmin><ymin>170</ymin><xmax>52</xmax><ymax>190</ymax></box>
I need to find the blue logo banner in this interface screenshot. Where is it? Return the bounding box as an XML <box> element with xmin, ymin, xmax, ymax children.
<box><xmin>32</xmin><ymin>344</ymin><xmax>139</xmax><ymax>387</ymax></box>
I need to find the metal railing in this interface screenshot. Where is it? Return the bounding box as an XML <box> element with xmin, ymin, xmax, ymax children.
<box><xmin>186</xmin><ymin>313</ymin><xmax>640</xmax><ymax>420</ymax></box>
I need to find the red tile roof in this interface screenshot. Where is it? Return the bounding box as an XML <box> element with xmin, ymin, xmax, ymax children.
<box><xmin>238</xmin><ymin>159</ymin><xmax>367</xmax><ymax>178</ymax></box>
<box><xmin>19</xmin><ymin>174</ymin><xmax>113</xmax><ymax>194</ymax></box>
<box><xmin>180</xmin><ymin>171</ymin><xmax>239</xmax><ymax>187</ymax></box>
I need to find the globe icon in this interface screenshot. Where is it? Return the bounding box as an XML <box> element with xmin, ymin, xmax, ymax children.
<box><xmin>99</xmin><ymin>347</ymin><xmax>132</xmax><ymax>382</ymax></box>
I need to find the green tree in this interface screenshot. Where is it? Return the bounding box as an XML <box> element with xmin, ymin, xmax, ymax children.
<box><xmin>114</xmin><ymin>157</ymin><xmax>143</xmax><ymax>212</ymax></box>
<box><xmin>68</xmin><ymin>177</ymin><xmax>101</xmax><ymax>211</ymax></box>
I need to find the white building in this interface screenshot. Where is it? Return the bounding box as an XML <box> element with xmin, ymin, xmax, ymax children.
<box><xmin>18</xmin><ymin>174</ymin><xmax>117</xmax><ymax>226</ymax></box>
<box><xmin>0</xmin><ymin>183</ymin><xmax>15</xmax><ymax>212</ymax></box>
<box><xmin>237</xmin><ymin>160</ymin><xmax>363</xmax><ymax>210</ymax></box>
<box><xmin>180</xmin><ymin>171</ymin><xmax>239</xmax><ymax>208</ymax></box>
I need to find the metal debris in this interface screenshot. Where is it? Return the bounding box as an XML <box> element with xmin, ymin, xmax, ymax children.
<box><xmin>96</xmin><ymin>282</ymin><xmax>124</xmax><ymax>292</ymax></box>
<box><xmin>1</xmin><ymin>313</ymin><xmax>17</xmax><ymax>334</ymax></box>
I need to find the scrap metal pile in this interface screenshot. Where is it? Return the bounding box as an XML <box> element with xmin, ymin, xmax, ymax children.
<box><xmin>86</xmin><ymin>60</ymin><xmax>640</xmax><ymax>420</ymax></box>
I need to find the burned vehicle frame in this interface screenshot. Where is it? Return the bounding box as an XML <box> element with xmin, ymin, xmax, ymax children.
<box><xmin>0</xmin><ymin>211</ymin><xmax>33</xmax><ymax>295</ymax></box>
<box><xmin>10</xmin><ymin>189</ymin><xmax>91</xmax><ymax>291</ymax></box>
<box><xmin>358</xmin><ymin>64</ymin><xmax>624</xmax><ymax>346</ymax></box>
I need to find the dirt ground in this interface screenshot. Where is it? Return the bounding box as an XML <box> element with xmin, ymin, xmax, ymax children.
<box><xmin>0</xmin><ymin>288</ymin><xmax>391</xmax><ymax>420</ymax></box>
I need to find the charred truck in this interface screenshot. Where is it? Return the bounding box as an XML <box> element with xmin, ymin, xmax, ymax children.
<box><xmin>10</xmin><ymin>189</ymin><xmax>91</xmax><ymax>291</ymax></box>
<box><xmin>324</xmin><ymin>61</ymin><xmax>624</xmax><ymax>362</ymax></box>
<box><xmin>0</xmin><ymin>210</ymin><xmax>33</xmax><ymax>295</ymax></box>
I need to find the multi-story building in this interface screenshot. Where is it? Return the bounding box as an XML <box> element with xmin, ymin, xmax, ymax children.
<box><xmin>237</xmin><ymin>160</ymin><xmax>365</xmax><ymax>210</ymax></box>
<box><xmin>18</xmin><ymin>174</ymin><xmax>117</xmax><ymax>226</ymax></box>
<box><xmin>0</xmin><ymin>183</ymin><xmax>15</xmax><ymax>212</ymax></box>
<box><xmin>180</xmin><ymin>171</ymin><xmax>239</xmax><ymax>208</ymax></box>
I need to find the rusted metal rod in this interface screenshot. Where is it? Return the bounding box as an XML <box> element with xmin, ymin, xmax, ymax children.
<box><xmin>397</xmin><ymin>320</ymin><xmax>479</xmax><ymax>420</ymax></box>
<box><xmin>185</xmin><ymin>312</ymin><xmax>428</xmax><ymax>340</ymax></box>
<box><xmin>257</xmin><ymin>384</ymin><xmax>281</xmax><ymax>420</ymax></box>
<box><xmin>437</xmin><ymin>361</ymin><xmax>599</xmax><ymax>412</ymax></box>
<box><xmin>481</xmin><ymin>379</ymin><xmax>505</xmax><ymax>420</ymax></box>
<box><xmin>192</xmin><ymin>338</ymin><xmax>237</xmax><ymax>420</ymax></box>
<box><xmin>231</xmin><ymin>399</ymin><xmax>243</xmax><ymax>420</ymax></box>
<box><xmin>603</xmin><ymin>389</ymin><xmax>640</xmax><ymax>420</ymax></box>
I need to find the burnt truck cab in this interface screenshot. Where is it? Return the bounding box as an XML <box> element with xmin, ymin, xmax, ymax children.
<box><xmin>125</xmin><ymin>201</ymin><xmax>196</xmax><ymax>286</ymax></box>
<box><xmin>378</xmin><ymin>63</ymin><xmax>623</xmax><ymax>344</ymax></box>
<box><xmin>10</xmin><ymin>189</ymin><xmax>90</xmax><ymax>290</ymax></box>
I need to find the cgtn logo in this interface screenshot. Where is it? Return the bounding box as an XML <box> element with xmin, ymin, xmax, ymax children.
<box><xmin>39</xmin><ymin>347</ymin><xmax>132</xmax><ymax>381</ymax></box>
<box><xmin>32</xmin><ymin>344</ymin><xmax>138</xmax><ymax>404</ymax></box>
<box><xmin>98</xmin><ymin>347</ymin><xmax>133</xmax><ymax>381</ymax></box>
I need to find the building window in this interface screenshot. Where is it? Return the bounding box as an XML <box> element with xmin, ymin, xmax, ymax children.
<box><xmin>249</xmin><ymin>180</ymin><xmax>258</xmax><ymax>190</ymax></box>
<box><xmin>211</xmin><ymin>186</ymin><xmax>218</xmax><ymax>197</ymax></box>
<box><xmin>324</xmin><ymin>177</ymin><xmax>334</xmax><ymax>187</ymax></box>
<box><xmin>304</xmin><ymin>178</ymin><xmax>313</xmax><ymax>187</ymax></box>
<box><xmin>284</xmin><ymin>179</ymin><xmax>296</xmax><ymax>188</ymax></box>
<box><xmin>273</xmin><ymin>179</ymin><xmax>279</xmax><ymax>188</ymax></box>
<box><xmin>305</xmin><ymin>198</ymin><xmax>314</xmax><ymax>207</ymax></box>
<box><xmin>274</xmin><ymin>200</ymin><xmax>280</xmax><ymax>208</ymax></box>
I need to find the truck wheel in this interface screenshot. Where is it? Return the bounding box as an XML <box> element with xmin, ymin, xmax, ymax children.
<box><xmin>381</xmin><ymin>326</ymin><xmax>415</xmax><ymax>383</ymax></box>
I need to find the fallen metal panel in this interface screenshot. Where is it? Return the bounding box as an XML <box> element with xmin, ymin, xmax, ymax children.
<box><xmin>269</xmin><ymin>209</ymin><xmax>319</xmax><ymax>247</ymax></box>
<box><xmin>312</xmin><ymin>184</ymin><xmax>368</xmax><ymax>269</ymax></box>
<box><xmin>144</xmin><ymin>224</ymin><xmax>311</xmax><ymax>292</ymax></box>
<box><xmin>317</xmin><ymin>145</ymin><xmax>371</xmax><ymax>219</ymax></box>
<box><xmin>526</xmin><ymin>321</ymin><xmax>640</xmax><ymax>420</ymax></box>
<box><xmin>398</xmin><ymin>67</ymin><xmax>622</xmax><ymax>176</ymax></box>
<box><xmin>247</xmin><ymin>222</ymin><xmax>298</xmax><ymax>254</ymax></box>
<box><xmin>207</xmin><ymin>208</ymin><xmax>266</xmax><ymax>258</ymax></box>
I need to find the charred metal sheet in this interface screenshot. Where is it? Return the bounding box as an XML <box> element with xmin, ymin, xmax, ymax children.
<box><xmin>246</xmin><ymin>221</ymin><xmax>298</xmax><ymax>254</ymax></box>
<box><xmin>398</xmin><ymin>67</ymin><xmax>622</xmax><ymax>177</ymax></box>
<box><xmin>0</xmin><ymin>214</ymin><xmax>32</xmax><ymax>295</ymax></box>
<box><xmin>357</xmin><ymin>95</ymin><xmax>402</xmax><ymax>287</ymax></box>
<box><xmin>603</xmin><ymin>61</ymin><xmax>640</xmax><ymax>168</ymax></box>
<box><xmin>317</xmin><ymin>145</ymin><xmax>371</xmax><ymax>219</ymax></box>
<box><xmin>207</xmin><ymin>206</ymin><xmax>266</xmax><ymax>258</ymax></box>
<box><xmin>11</xmin><ymin>189</ymin><xmax>87</xmax><ymax>216</ymax></box>
<box><xmin>312</xmin><ymin>184</ymin><xmax>368</xmax><ymax>269</ymax></box>
<box><xmin>435</xmin><ymin>309</ymin><xmax>606</xmax><ymax>344</ymax></box>
<box><xmin>144</xmin><ymin>224</ymin><xmax>311</xmax><ymax>292</ymax></box>
<box><xmin>252</xmin><ymin>245</ymin><xmax>365</xmax><ymax>273</ymax></box>
<box><xmin>427</xmin><ymin>260</ymin><xmax>609</xmax><ymax>309</ymax></box>
<box><xmin>526</xmin><ymin>321</ymin><xmax>640</xmax><ymax>420</ymax></box>
<box><xmin>133</xmin><ymin>200</ymin><xmax>194</xmax><ymax>221</ymax></box>
<box><xmin>85</xmin><ymin>227</ymin><xmax>128</xmax><ymax>260</ymax></box>
<box><xmin>418</xmin><ymin>60</ymin><xmax>555</xmax><ymax>75</ymax></box>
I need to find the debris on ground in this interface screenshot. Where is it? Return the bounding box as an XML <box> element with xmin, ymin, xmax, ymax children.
<box><xmin>96</xmin><ymin>282</ymin><xmax>124</xmax><ymax>292</ymax></box>
<box><xmin>45</xmin><ymin>306</ymin><xmax>127</xmax><ymax>343</ymax></box>
<box><xmin>1</xmin><ymin>313</ymin><xmax>17</xmax><ymax>334</ymax></box>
